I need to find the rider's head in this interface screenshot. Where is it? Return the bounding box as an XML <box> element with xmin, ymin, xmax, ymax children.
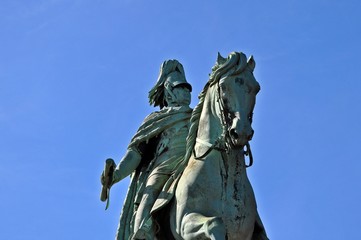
<box><xmin>163</xmin><ymin>71</ymin><xmax>192</xmax><ymax>107</ymax></box>
<box><xmin>149</xmin><ymin>60</ymin><xmax>192</xmax><ymax>109</ymax></box>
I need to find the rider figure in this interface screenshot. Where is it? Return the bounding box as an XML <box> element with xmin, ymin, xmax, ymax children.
<box><xmin>102</xmin><ymin>60</ymin><xmax>192</xmax><ymax>240</ymax></box>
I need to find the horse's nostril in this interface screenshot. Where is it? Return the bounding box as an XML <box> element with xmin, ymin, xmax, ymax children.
<box><xmin>230</xmin><ymin>129</ymin><xmax>239</xmax><ymax>139</ymax></box>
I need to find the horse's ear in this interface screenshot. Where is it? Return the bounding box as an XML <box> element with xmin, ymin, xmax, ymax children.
<box><xmin>247</xmin><ymin>55</ymin><xmax>256</xmax><ymax>72</ymax></box>
<box><xmin>217</xmin><ymin>52</ymin><xmax>227</xmax><ymax>65</ymax></box>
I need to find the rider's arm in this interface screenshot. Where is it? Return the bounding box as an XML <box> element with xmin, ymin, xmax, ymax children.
<box><xmin>112</xmin><ymin>147</ymin><xmax>142</xmax><ymax>184</ymax></box>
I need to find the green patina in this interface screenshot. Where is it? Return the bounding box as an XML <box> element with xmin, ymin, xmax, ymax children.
<box><xmin>101</xmin><ymin>52</ymin><xmax>268</xmax><ymax>240</ymax></box>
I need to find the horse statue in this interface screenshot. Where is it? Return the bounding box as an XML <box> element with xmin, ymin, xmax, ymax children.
<box><xmin>155</xmin><ymin>52</ymin><xmax>268</xmax><ymax>240</ymax></box>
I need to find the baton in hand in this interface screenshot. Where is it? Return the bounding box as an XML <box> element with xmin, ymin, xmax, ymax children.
<box><xmin>100</xmin><ymin>158</ymin><xmax>116</xmax><ymax>210</ymax></box>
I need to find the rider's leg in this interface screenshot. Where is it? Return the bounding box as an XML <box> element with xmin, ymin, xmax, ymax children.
<box><xmin>133</xmin><ymin>173</ymin><xmax>169</xmax><ymax>239</ymax></box>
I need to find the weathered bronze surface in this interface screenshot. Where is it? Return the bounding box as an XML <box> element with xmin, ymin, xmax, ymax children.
<box><xmin>101</xmin><ymin>52</ymin><xmax>268</xmax><ymax>240</ymax></box>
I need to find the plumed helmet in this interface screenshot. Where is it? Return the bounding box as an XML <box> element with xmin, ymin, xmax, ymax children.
<box><xmin>164</xmin><ymin>71</ymin><xmax>192</xmax><ymax>92</ymax></box>
<box><xmin>149</xmin><ymin>59</ymin><xmax>192</xmax><ymax>108</ymax></box>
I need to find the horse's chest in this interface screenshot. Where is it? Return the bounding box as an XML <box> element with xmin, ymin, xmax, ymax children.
<box><xmin>220</xmin><ymin>153</ymin><xmax>257</xmax><ymax>237</ymax></box>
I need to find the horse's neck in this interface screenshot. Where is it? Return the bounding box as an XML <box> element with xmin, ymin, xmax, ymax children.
<box><xmin>195</xmin><ymin>86</ymin><xmax>248</xmax><ymax>169</ymax></box>
<box><xmin>196</xmin><ymin>87</ymin><xmax>223</xmax><ymax>145</ymax></box>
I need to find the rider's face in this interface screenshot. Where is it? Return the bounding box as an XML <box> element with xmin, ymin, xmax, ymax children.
<box><xmin>171</xmin><ymin>86</ymin><xmax>191</xmax><ymax>106</ymax></box>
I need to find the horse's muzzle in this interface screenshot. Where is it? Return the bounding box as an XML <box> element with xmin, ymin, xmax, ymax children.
<box><xmin>229</xmin><ymin>128</ymin><xmax>254</xmax><ymax>147</ymax></box>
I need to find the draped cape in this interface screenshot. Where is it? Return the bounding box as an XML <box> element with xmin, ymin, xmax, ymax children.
<box><xmin>116</xmin><ymin>106</ymin><xmax>192</xmax><ymax>240</ymax></box>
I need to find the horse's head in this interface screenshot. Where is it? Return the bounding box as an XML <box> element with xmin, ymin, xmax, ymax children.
<box><xmin>212</xmin><ymin>52</ymin><xmax>260</xmax><ymax>147</ymax></box>
<box><xmin>184</xmin><ymin>52</ymin><xmax>260</xmax><ymax>164</ymax></box>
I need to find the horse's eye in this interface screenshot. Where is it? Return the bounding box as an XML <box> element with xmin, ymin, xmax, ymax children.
<box><xmin>236</xmin><ymin>78</ymin><xmax>244</xmax><ymax>85</ymax></box>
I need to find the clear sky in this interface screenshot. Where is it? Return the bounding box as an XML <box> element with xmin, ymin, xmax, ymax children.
<box><xmin>1</xmin><ymin>0</ymin><xmax>360</xmax><ymax>239</ymax></box>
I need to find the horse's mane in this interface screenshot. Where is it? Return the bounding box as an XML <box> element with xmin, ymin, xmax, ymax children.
<box><xmin>182</xmin><ymin>52</ymin><xmax>248</xmax><ymax>165</ymax></box>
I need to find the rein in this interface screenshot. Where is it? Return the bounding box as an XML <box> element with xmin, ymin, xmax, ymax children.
<box><xmin>193</xmin><ymin>81</ymin><xmax>253</xmax><ymax>167</ymax></box>
<box><xmin>194</xmin><ymin>138</ymin><xmax>253</xmax><ymax>168</ymax></box>
<box><xmin>193</xmin><ymin>137</ymin><xmax>227</xmax><ymax>160</ymax></box>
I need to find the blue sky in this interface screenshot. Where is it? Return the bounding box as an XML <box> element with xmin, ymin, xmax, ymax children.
<box><xmin>1</xmin><ymin>0</ymin><xmax>360</xmax><ymax>239</ymax></box>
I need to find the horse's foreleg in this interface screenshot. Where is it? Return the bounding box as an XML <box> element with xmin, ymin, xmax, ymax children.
<box><xmin>181</xmin><ymin>213</ymin><xmax>225</xmax><ymax>240</ymax></box>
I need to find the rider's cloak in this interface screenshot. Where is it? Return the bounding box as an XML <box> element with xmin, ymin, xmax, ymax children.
<box><xmin>115</xmin><ymin>106</ymin><xmax>192</xmax><ymax>240</ymax></box>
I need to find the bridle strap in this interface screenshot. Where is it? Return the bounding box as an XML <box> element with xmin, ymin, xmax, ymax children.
<box><xmin>193</xmin><ymin>81</ymin><xmax>254</xmax><ymax>167</ymax></box>
<box><xmin>216</xmin><ymin>81</ymin><xmax>230</xmax><ymax>140</ymax></box>
<box><xmin>193</xmin><ymin>137</ymin><xmax>227</xmax><ymax>160</ymax></box>
<box><xmin>196</xmin><ymin>137</ymin><xmax>213</xmax><ymax>148</ymax></box>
